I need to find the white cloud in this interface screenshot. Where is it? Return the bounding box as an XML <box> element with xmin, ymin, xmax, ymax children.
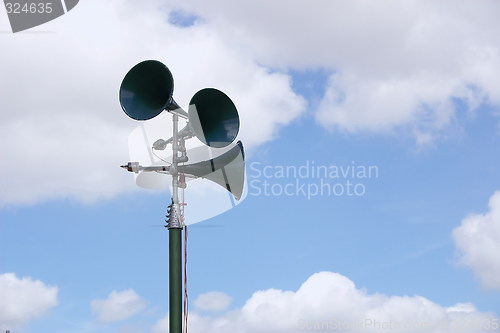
<box><xmin>0</xmin><ymin>0</ymin><xmax>305</xmax><ymax>208</ymax></box>
<box><xmin>151</xmin><ymin>314</ymin><xmax>169</xmax><ymax>333</ymax></box>
<box><xmin>453</xmin><ymin>191</ymin><xmax>500</xmax><ymax>290</ymax></box>
<box><xmin>169</xmin><ymin>0</ymin><xmax>500</xmax><ymax>138</ymax></box>
<box><xmin>194</xmin><ymin>291</ymin><xmax>232</xmax><ymax>312</ymax></box>
<box><xmin>91</xmin><ymin>289</ymin><xmax>145</xmax><ymax>322</ymax></box>
<box><xmin>0</xmin><ymin>273</ymin><xmax>58</xmax><ymax>331</ymax></box>
<box><xmin>153</xmin><ymin>271</ymin><xmax>498</xmax><ymax>333</ymax></box>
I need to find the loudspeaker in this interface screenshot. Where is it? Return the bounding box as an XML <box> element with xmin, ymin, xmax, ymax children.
<box><xmin>188</xmin><ymin>88</ymin><xmax>240</xmax><ymax>148</ymax></box>
<box><xmin>119</xmin><ymin>60</ymin><xmax>180</xmax><ymax>121</ymax></box>
<box><xmin>179</xmin><ymin>141</ymin><xmax>245</xmax><ymax>200</ymax></box>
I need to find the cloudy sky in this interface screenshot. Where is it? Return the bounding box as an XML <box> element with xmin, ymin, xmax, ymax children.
<box><xmin>1</xmin><ymin>0</ymin><xmax>500</xmax><ymax>332</ymax></box>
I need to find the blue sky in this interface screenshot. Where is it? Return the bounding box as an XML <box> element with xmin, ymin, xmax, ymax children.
<box><xmin>1</xmin><ymin>1</ymin><xmax>500</xmax><ymax>332</ymax></box>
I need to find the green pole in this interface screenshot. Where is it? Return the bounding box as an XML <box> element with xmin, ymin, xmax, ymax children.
<box><xmin>168</xmin><ymin>111</ymin><xmax>183</xmax><ymax>333</ymax></box>
<box><xmin>169</xmin><ymin>227</ymin><xmax>182</xmax><ymax>333</ymax></box>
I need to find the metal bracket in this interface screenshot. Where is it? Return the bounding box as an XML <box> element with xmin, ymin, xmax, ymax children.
<box><xmin>165</xmin><ymin>200</ymin><xmax>183</xmax><ymax>229</ymax></box>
